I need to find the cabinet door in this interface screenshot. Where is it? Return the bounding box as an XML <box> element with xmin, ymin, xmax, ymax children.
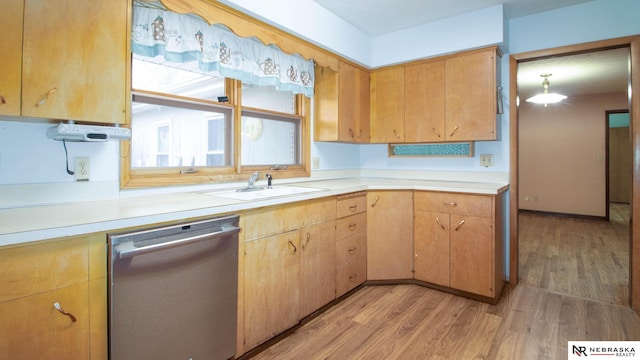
<box><xmin>449</xmin><ymin>215</ymin><xmax>494</xmax><ymax>297</ymax></box>
<box><xmin>0</xmin><ymin>282</ymin><xmax>90</xmax><ymax>359</ymax></box>
<box><xmin>404</xmin><ymin>60</ymin><xmax>446</xmax><ymax>143</ymax></box>
<box><xmin>340</xmin><ymin>63</ymin><xmax>370</xmax><ymax>143</ymax></box>
<box><xmin>0</xmin><ymin>0</ymin><xmax>23</xmax><ymax>116</ymax></box>
<box><xmin>314</xmin><ymin>65</ymin><xmax>340</xmax><ymax>142</ymax></box>
<box><xmin>22</xmin><ymin>0</ymin><xmax>127</xmax><ymax>124</ymax></box>
<box><xmin>414</xmin><ymin>211</ymin><xmax>450</xmax><ymax>287</ymax></box>
<box><xmin>445</xmin><ymin>48</ymin><xmax>497</xmax><ymax>141</ymax></box>
<box><xmin>299</xmin><ymin>220</ymin><xmax>336</xmax><ymax>318</ymax></box>
<box><xmin>366</xmin><ymin>191</ymin><xmax>414</xmax><ymax>280</ymax></box>
<box><xmin>244</xmin><ymin>231</ymin><xmax>300</xmax><ymax>350</ymax></box>
<box><xmin>370</xmin><ymin>67</ymin><xmax>404</xmax><ymax>143</ymax></box>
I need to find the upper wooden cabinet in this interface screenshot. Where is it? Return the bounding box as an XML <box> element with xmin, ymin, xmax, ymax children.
<box><xmin>369</xmin><ymin>66</ymin><xmax>405</xmax><ymax>143</ymax></box>
<box><xmin>0</xmin><ymin>0</ymin><xmax>23</xmax><ymax>116</ymax></box>
<box><xmin>8</xmin><ymin>0</ymin><xmax>128</xmax><ymax>124</ymax></box>
<box><xmin>314</xmin><ymin>62</ymin><xmax>370</xmax><ymax>143</ymax></box>
<box><xmin>372</xmin><ymin>46</ymin><xmax>500</xmax><ymax>143</ymax></box>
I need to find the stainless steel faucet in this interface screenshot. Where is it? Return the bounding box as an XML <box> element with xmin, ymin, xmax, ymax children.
<box><xmin>247</xmin><ymin>171</ymin><xmax>260</xmax><ymax>189</ymax></box>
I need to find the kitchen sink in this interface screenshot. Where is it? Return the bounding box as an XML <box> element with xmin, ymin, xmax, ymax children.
<box><xmin>202</xmin><ymin>185</ymin><xmax>326</xmax><ymax>201</ymax></box>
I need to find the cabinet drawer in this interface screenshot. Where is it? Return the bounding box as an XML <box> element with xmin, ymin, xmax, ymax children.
<box><xmin>336</xmin><ymin>212</ymin><xmax>366</xmax><ymax>240</ymax></box>
<box><xmin>0</xmin><ymin>237</ymin><xmax>89</xmax><ymax>303</ymax></box>
<box><xmin>336</xmin><ymin>233</ymin><xmax>366</xmax><ymax>267</ymax></box>
<box><xmin>243</xmin><ymin>197</ymin><xmax>336</xmax><ymax>241</ymax></box>
<box><xmin>336</xmin><ymin>256</ymin><xmax>366</xmax><ymax>297</ymax></box>
<box><xmin>414</xmin><ymin>191</ymin><xmax>492</xmax><ymax>217</ymax></box>
<box><xmin>336</xmin><ymin>192</ymin><xmax>367</xmax><ymax>218</ymax></box>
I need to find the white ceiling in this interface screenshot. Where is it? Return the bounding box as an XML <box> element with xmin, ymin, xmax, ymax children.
<box><xmin>312</xmin><ymin>0</ymin><xmax>629</xmax><ymax>99</ymax></box>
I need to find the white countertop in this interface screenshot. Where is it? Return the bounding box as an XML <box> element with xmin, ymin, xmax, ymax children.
<box><xmin>0</xmin><ymin>177</ymin><xmax>508</xmax><ymax>247</ymax></box>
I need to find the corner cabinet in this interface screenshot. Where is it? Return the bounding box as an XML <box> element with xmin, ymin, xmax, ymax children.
<box><xmin>314</xmin><ymin>62</ymin><xmax>370</xmax><ymax>143</ymax></box>
<box><xmin>0</xmin><ymin>234</ymin><xmax>107</xmax><ymax>359</ymax></box>
<box><xmin>414</xmin><ymin>191</ymin><xmax>505</xmax><ymax>301</ymax></box>
<box><xmin>7</xmin><ymin>0</ymin><xmax>128</xmax><ymax>123</ymax></box>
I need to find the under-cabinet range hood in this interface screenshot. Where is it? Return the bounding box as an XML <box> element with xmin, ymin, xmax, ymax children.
<box><xmin>47</xmin><ymin>123</ymin><xmax>131</xmax><ymax>142</ymax></box>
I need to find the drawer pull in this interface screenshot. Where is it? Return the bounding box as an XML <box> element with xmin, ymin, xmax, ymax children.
<box><xmin>393</xmin><ymin>129</ymin><xmax>401</xmax><ymax>139</ymax></box>
<box><xmin>36</xmin><ymin>87</ymin><xmax>57</xmax><ymax>107</ymax></box>
<box><xmin>349</xmin><ymin>128</ymin><xmax>354</xmax><ymax>139</ymax></box>
<box><xmin>449</xmin><ymin>125</ymin><xmax>459</xmax><ymax>137</ymax></box>
<box><xmin>371</xmin><ymin>196</ymin><xmax>380</xmax><ymax>207</ymax></box>
<box><xmin>349</xmin><ymin>273</ymin><xmax>358</xmax><ymax>282</ymax></box>
<box><xmin>432</xmin><ymin>127</ymin><xmax>441</xmax><ymax>138</ymax></box>
<box><xmin>288</xmin><ymin>240</ymin><xmax>297</xmax><ymax>254</ymax></box>
<box><xmin>454</xmin><ymin>219</ymin><xmax>466</xmax><ymax>231</ymax></box>
<box><xmin>53</xmin><ymin>302</ymin><xmax>77</xmax><ymax>323</ymax></box>
<box><xmin>349</xmin><ymin>205</ymin><xmax>358</xmax><ymax>212</ymax></box>
<box><xmin>348</xmin><ymin>246</ymin><xmax>357</xmax><ymax>254</ymax></box>
<box><xmin>435</xmin><ymin>217</ymin><xmax>445</xmax><ymax>230</ymax></box>
<box><xmin>348</xmin><ymin>223</ymin><xmax>357</xmax><ymax>231</ymax></box>
<box><xmin>443</xmin><ymin>202</ymin><xmax>457</xmax><ymax>207</ymax></box>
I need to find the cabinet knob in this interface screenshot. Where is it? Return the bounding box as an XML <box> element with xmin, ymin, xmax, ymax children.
<box><xmin>36</xmin><ymin>87</ymin><xmax>58</xmax><ymax>107</ymax></box>
<box><xmin>53</xmin><ymin>302</ymin><xmax>77</xmax><ymax>323</ymax></box>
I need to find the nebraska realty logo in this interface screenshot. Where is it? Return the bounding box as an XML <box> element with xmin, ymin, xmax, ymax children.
<box><xmin>569</xmin><ymin>341</ymin><xmax>639</xmax><ymax>358</ymax></box>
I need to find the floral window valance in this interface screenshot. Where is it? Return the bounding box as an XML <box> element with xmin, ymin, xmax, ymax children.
<box><xmin>131</xmin><ymin>3</ymin><xmax>315</xmax><ymax>97</ymax></box>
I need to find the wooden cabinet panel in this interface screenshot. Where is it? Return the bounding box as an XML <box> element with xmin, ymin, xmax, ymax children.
<box><xmin>445</xmin><ymin>48</ymin><xmax>498</xmax><ymax>141</ymax></box>
<box><xmin>336</xmin><ymin>233</ymin><xmax>366</xmax><ymax>267</ymax></box>
<box><xmin>0</xmin><ymin>237</ymin><xmax>89</xmax><ymax>303</ymax></box>
<box><xmin>244</xmin><ymin>231</ymin><xmax>300</xmax><ymax>350</ymax></box>
<box><xmin>314</xmin><ymin>62</ymin><xmax>369</xmax><ymax>143</ymax></box>
<box><xmin>300</xmin><ymin>220</ymin><xmax>336</xmax><ymax>318</ymax></box>
<box><xmin>0</xmin><ymin>282</ymin><xmax>90</xmax><ymax>359</ymax></box>
<box><xmin>414</xmin><ymin>211</ymin><xmax>450</xmax><ymax>287</ymax></box>
<box><xmin>450</xmin><ymin>215</ymin><xmax>494</xmax><ymax>297</ymax></box>
<box><xmin>336</xmin><ymin>212</ymin><xmax>366</xmax><ymax>240</ymax></box>
<box><xmin>404</xmin><ymin>60</ymin><xmax>446</xmax><ymax>143</ymax></box>
<box><xmin>243</xmin><ymin>198</ymin><xmax>336</xmax><ymax>241</ymax></box>
<box><xmin>0</xmin><ymin>0</ymin><xmax>23</xmax><ymax>116</ymax></box>
<box><xmin>370</xmin><ymin>67</ymin><xmax>404</xmax><ymax>143</ymax></box>
<box><xmin>366</xmin><ymin>191</ymin><xmax>414</xmax><ymax>280</ymax></box>
<box><xmin>21</xmin><ymin>0</ymin><xmax>127</xmax><ymax>124</ymax></box>
<box><xmin>336</xmin><ymin>256</ymin><xmax>366</xmax><ymax>297</ymax></box>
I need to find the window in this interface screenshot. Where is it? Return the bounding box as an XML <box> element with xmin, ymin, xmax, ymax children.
<box><xmin>121</xmin><ymin>58</ymin><xmax>310</xmax><ymax>188</ymax></box>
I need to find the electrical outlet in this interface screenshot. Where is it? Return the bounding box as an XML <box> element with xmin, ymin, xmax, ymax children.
<box><xmin>312</xmin><ymin>157</ymin><xmax>320</xmax><ymax>169</ymax></box>
<box><xmin>480</xmin><ymin>154</ymin><xmax>494</xmax><ymax>167</ymax></box>
<box><xmin>74</xmin><ymin>157</ymin><xmax>90</xmax><ymax>181</ymax></box>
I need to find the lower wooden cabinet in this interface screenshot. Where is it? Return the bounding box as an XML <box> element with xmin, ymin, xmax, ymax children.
<box><xmin>300</xmin><ymin>220</ymin><xmax>337</xmax><ymax>318</ymax></box>
<box><xmin>0</xmin><ymin>234</ymin><xmax>106</xmax><ymax>359</ymax></box>
<box><xmin>367</xmin><ymin>191</ymin><xmax>414</xmax><ymax>280</ymax></box>
<box><xmin>414</xmin><ymin>191</ymin><xmax>505</xmax><ymax>300</ymax></box>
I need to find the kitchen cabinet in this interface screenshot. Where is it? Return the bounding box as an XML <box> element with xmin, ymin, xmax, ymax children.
<box><xmin>242</xmin><ymin>198</ymin><xmax>336</xmax><ymax>351</ymax></box>
<box><xmin>404</xmin><ymin>60</ymin><xmax>446</xmax><ymax>143</ymax></box>
<box><xmin>366</xmin><ymin>191</ymin><xmax>414</xmax><ymax>280</ymax></box>
<box><xmin>315</xmin><ymin>62</ymin><xmax>370</xmax><ymax>143</ymax></box>
<box><xmin>16</xmin><ymin>0</ymin><xmax>128</xmax><ymax>124</ymax></box>
<box><xmin>370</xmin><ymin>66</ymin><xmax>405</xmax><ymax>143</ymax></box>
<box><xmin>335</xmin><ymin>192</ymin><xmax>367</xmax><ymax>297</ymax></box>
<box><xmin>414</xmin><ymin>191</ymin><xmax>505</xmax><ymax>300</ymax></box>
<box><xmin>300</xmin><ymin>220</ymin><xmax>337</xmax><ymax>317</ymax></box>
<box><xmin>0</xmin><ymin>0</ymin><xmax>23</xmax><ymax>116</ymax></box>
<box><xmin>0</xmin><ymin>233</ymin><xmax>106</xmax><ymax>359</ymax></box>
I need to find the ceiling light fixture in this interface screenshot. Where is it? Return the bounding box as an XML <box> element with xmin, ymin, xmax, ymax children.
<box><xmin>526</xmin><ymin>74</ymin><xmax>567</xmax><ymax>107</ymax></box>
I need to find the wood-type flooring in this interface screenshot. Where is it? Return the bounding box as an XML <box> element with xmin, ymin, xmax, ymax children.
<box><xmin>248</xmin><ymin>204</ymin><xmax>639</xmax><ymax>359</ymax></box>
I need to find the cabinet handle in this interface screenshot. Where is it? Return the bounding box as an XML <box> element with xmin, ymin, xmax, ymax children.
<box><xmin>53</xmin><ymin>302</ymin><xmax>77</xmax><ymax>323</ymax></box>
<box><xmin>432</xmin><ymin>128</ymin><xmax>441</xmax><ymax>138</ymax></box>
<box><xmin>349</xmin><ymin>128</ymin><xmax>354</xmax><ymax>139</ymax></box>
<box><xmin>349</xmin><ymin>205</ymin><xmax>358</xmax><ymax>212</ymax></box>
<box><xmin>370</xmin><ymin>196</ymin><xmax>380</xmax><ymax>207</ymax></box>
<box><xmin>393</xmin><ymin>129</ymin><xmax>401</xmax><ymax>139</ymax></box>
<box><xmin>0</xmin><ymin>96</ymin><xmax>6</xmax><ymax>105</ymax></box>
<box><xmin>349</xmin><ymin>273</ymin><xmax>358</xmax><ymax>282</ymax></box>
<box><xmin>449</xmin><ymin>125</ymin><xmax>459</xmax><ymax>137</ymax></box>
<box><xmin>304</xmin><ymin>232</ymin><xmax>311</xmax><ymax>248</ymax></box>
<box><xmin>348</xmin><ymin>246</ymin><xmax>357</xmax><ymax>254</ymax></box>
<box><xmin>443</xmin><ymin>202</ymin><xmax>457</xmax><ymax>207</ymax></box>
<box><xmin>454</xmin><ymin>219</ymin><xmax>466</xmax><ymax>231</ymax></box>
<box><xmin>357</xmin><ymin>129</ymin><xmax>363</xmax><ymax>139</ymax></box>
<box><xmin>435</xmin><ymin>217</ymin><xmax>445</xmax><ymax>230</ymax></box>
<box><xmin>288</xmin><ymin>240</ymin><xmax>297</xmax><ymax>254</ymax></box>
<box><xmin>348</xmin><ymin>223</ymin><xmax>357</xmax><ymax>231</ymax></box>
<box><xmin>36</xmin><ymin>87</ymin><xmax>58</xmax><ymax>107</ymax></box>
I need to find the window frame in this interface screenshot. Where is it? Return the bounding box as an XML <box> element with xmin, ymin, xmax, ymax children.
<box><xmin>120</xmin><ymin>79</ymin><xmax>311</xmax><ymax>189</ymax></box>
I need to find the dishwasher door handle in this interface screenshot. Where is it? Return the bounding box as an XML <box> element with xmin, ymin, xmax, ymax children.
<box><xmin>116</xmin><ymin>226</ymin><xmax>241</xmax><ymax>259</ymax></box>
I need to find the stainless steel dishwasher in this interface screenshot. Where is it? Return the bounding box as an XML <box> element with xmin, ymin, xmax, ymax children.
<box><xmin>108</xmin><ymin>215</ymin><xmax>240</xmax><ymax>360</ymax></box>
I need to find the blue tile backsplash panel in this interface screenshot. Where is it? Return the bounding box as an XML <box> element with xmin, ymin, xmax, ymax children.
<box><xmin>390</xmin><ymin>142</ymin><xmax>474</xmax><ymax>157</ymax></box>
